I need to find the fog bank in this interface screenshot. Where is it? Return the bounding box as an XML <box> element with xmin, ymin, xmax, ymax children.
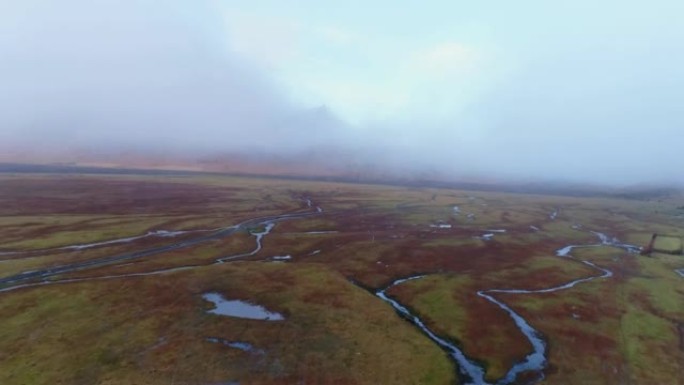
<box><xmin>1</xmin><ymin>0</ymin><xmax>683</xmax><ymax>186</ymax></box>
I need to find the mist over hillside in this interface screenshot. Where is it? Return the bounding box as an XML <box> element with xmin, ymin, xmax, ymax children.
<box><xmin>2</xmin><ymin>0</ymin><xmax>683</xmax><ymax>186</ymax></box>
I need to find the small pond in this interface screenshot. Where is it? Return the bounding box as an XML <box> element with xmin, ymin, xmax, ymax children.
<box><xmin>202</xmin><ymin>292</ymin><xmax>284</xmax><ymax>321</ymax></box>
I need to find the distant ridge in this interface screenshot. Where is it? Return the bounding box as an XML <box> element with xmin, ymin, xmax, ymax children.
<box><xmin>4</xmin><ymin>162</ymin><xmax>679</xmax><ymax>200</ymax></box>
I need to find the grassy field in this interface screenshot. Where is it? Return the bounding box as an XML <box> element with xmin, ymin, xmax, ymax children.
<box><xmin>0</xmin><ymin>173</ymin><xmax>683</xmax><ymax>384</ymax></box>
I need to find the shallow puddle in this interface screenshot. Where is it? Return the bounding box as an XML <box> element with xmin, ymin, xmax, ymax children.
<box><xmin>206</xmin><ymin>337</ymin><xmax>265</xmax><ymax>354</ymax></box>
<box><xmin>202</xmin><ymin>292</ymin><xmax>284</xmax><ymax>320</ymax></box>
<box><xmin>271</xmin><ymin>255</ymin><xmax>291</xmax><ymax>260</ymax></box>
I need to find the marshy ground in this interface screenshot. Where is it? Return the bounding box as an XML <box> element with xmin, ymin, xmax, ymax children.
<box><xmin>0</xmin><ymin>173</ymin><xmax>682</xmax><ymax>384</ymax></box>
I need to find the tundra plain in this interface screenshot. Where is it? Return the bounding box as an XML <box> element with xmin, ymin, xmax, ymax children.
<box><xmin>0</xmin><ymin>173</ymin><xmax>682</xmax><ymax>385</ymax></box>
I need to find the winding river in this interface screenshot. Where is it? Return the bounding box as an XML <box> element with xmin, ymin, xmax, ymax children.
<box><xmin>0</xmin><ymin>200</ymin><xmax>322</xmax><ymax>290</ymax></box>
<box><xmin>376</xmin><ymin>230</ymin><xmax>641</xmax><ymax>385</ymax></box>
<box><xmin>0</xmin><ymin>228</ymin><xmax>216</xmax><ymax>257</ymax></box>
<box><xmin>0</xmin><ymin>199</ymin><xmax>655</xmax><ymax>385</ymax></box>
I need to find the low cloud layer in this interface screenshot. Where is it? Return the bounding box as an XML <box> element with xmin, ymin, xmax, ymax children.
<box><xmin>0</xmin><ymin>0</ymin><xmax>340</xmax><ymax>153</ymax></box>
<box><xmin>1</xmin><ymin>1</ymin><xmax>683</xmax><ymax>186</ymax></box>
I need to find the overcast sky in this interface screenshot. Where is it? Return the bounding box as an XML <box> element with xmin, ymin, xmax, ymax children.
<box><xmin>1</xmin><ymin>0</ymin><xmax>683</xmax><ymax>185</ymax></box>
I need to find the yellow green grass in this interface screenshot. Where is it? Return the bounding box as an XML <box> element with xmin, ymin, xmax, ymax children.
<box><xmin>0</xmin><ymin>262</ymin><xmax>454</xmax><ymax>385</ymax></box>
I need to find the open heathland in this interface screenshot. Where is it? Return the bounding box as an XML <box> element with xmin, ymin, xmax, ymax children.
<box><xmin>1</xmin><ymin>173</ymin><xmax>683</xmax><ymax>385</ymax></box>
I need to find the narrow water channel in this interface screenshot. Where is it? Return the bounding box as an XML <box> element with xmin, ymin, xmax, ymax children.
<box><xmin>376</xmin><ymin>230</ymin><xmax>640</xmax><ymax>385</ymax></box>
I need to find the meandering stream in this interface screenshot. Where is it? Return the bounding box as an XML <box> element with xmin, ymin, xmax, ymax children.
<box><xmin>0</xmin><ymin>200</ymin><xmax>652</xmax><ymax>384</ymax></box>
<box><xmin>0</xmin><ymin>200</ymin><xmax>321</xmax><ymax>289</ymax></box>
<box><xmin>376</xmin><ymin>230</ymin><xmax>641</xmax><ymax>385</ymax></box>
<box><xmin>0</xmin><ymin>228</ymin><xmax>216</xmax><ymax>257</ymax></box>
